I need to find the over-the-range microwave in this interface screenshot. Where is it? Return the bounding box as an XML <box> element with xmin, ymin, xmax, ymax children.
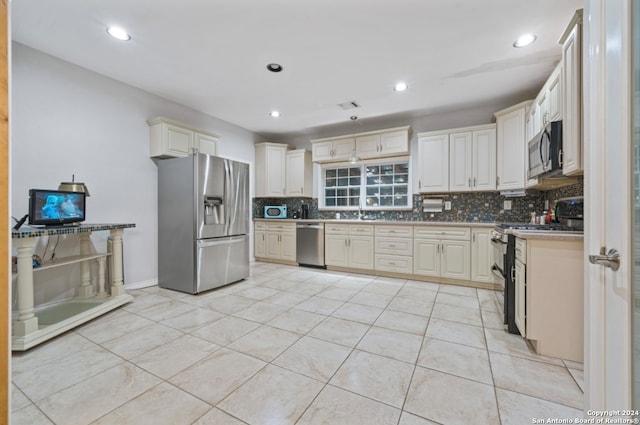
<box><xmin>528</xmin><ymin>120</ymin><xmax>563</xmax><ymax>179</ymax></box>
<box><xmin>264</xmin><ymin>205</ymin><xmax>287</xmax><ymax>219</ymax></box>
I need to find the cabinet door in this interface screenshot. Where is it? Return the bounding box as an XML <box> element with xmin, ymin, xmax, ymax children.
<box><xmin>265</xmin><ymin>146</ymin><xmax>287</xmax><ymax>197</ymax></box>
<box><xmin>312</xmin><ymin>141</ymin><xmax>334</xmax><ymax>162</ymax></box>
<box><xmin>194</xmin><ymin>132</ymin><xmax>218</xmax><ymax>156</ymax></box>
<box><xmin>441</xmin><ymin>240</ymin><xmax>471</xmax><ymax>280</ymax></box>
<box><xmin>496</xmin><ymin>106</ymin><xmax>526</xmax><ymax>190</ymax></box>
<box><xmin>471</xmin><ymin>229</ymin><xmax>492</xmax><ymax>283</ymax></box>
<box><xmin>561</xmin><ymin>22</ymin><xmax>582</xmax><ymax>175</ymax></box>
<box><xmin>332</xmin><ymin>138</ymin><xmax>356</xmax><ymax>161</ymax></box>
<box><xmin>472</xmin><ymin>129</ymin><xmax>496</xmax><ymax>191</ymax></box>
<box><xmin>285</xmin><ymin>150</ymin><xmax>308</xmax><ymax>196</ymax></box>
<box><xmin>355</xmin><ymin>134</ymin><xmax>381</xmax><ymax>159</ymax></box>
<box><xmin>255</xmin><ymin>230</ymin><xmax>266</xmax><ymax>258</ymax></box>
<box><xmin>418</xmin><ymin>135</ymin><xmax>449</xmax><ymax>193</ymax></box>
<box><xmin>325</xmin><ymin>235</ymin><xmax>349</xmax><ymax>267</ymax></box>
<box><xmin>413</xmin><ymin>239</ymin><xmax>440</xmax><ymax>277</ymax></box>
<box><xmin>514</xmin><ymin>259</ymin><xmax>526</xmax><ymax>337</ymax></box>
<box><xmin>449</xmin><ymin>131</ymin><xmax>473</xmax><ymax>192</ymax></box>
<box><xmin>548</xmin><ymin>66</ymin><xmax>562</xmax><ymax>122</ymax></box>
<box><xmin>380</xmin><ymin>130</ymin><xmax>409</xmax><ymax>156</ymax></box>
<box><xmin>265</xmin><ymin>232</ymin><xmax>282</xmax><ymax>259</ymax></box>
<box><xmin>281</xmin><ymin>232</ymin><xmax>297</xmax><ymax>262</ymax></box>
<box><xmin>536</xmin><ymin>91</ymin><xmax>549</xmax><ymax>129</ymax></box>
<box><xmin>165</xmin><ymin>123</ymin><xmax>193</xmax><ymax>157</ymax></box>
<box><xmin>348</xmin><ymin>236</ymin><xmax>374</xmax><ymax>270</ymax></box>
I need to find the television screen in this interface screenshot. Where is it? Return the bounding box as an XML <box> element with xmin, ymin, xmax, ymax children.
<box><xmin>28</xmin><ymin>189</ymin><xmax>86</xmax><ymax>226</ymax></box>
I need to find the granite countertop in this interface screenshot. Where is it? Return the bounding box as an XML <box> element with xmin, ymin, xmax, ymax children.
<box><xmin>510</xmin><ymin>229</ymin><xmax>584</xmax><ymax>241</ymax></box>
<box><xmin>12</xmin><ymin>223</ymin><xmax>136</xmax><ymax>239</ymax></box>
<box><xmin>253</xmin><ymin>218</ymin><xmax>495</xmax><ymax>228</ymax></box>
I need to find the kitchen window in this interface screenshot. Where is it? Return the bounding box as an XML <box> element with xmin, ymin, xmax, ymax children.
<box><xmin>320</xmin><ymin>158</ymin><xmax>411</xmax><ymax>210</ymax></box>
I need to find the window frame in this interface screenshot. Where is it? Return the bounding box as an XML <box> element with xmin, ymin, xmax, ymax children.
<box><xmin>318</xmin><ymin>156</ymin><xmax>412</xmax><ymax>211</ymax></box>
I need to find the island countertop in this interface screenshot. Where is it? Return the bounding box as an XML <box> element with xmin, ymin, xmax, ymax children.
<box><xmin>12</xmin><ymin>223</ymin><xmax>136</xmax><ymax>239</ymax></box>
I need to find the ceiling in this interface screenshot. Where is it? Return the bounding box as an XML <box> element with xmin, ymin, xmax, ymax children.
<box><xmin>11</xmin><ymin>0</ymin><xmax>583</xmax><ymax>139</ymax></box>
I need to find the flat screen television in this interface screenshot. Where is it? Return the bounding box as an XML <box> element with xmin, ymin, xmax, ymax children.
<box><xmin>28</xmin><ymin>189</ymin><xmax>86</xmax><ymax>226</ymax></box>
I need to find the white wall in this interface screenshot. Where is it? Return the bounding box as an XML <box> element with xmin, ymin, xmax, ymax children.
<box><xmin>11</xmin><ymin>43</ymin><xmax>260</xmax><ymax>293</ymax></box>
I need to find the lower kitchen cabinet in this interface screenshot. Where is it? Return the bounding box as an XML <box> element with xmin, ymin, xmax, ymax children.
<box><xmin>254</xmin><ymin>222</ymin><xmax>266</xmax><ymax>258</ymax></box>
<box><xmin>259</xmin><ymin>222</ymin><xmax>296</xmax><ymax>263</ymax></box>
<box><xmin>413</xmin><ymin>226</ymin><xmax>470</xmax><ymax>280</ymax></box>
<box><xmin>374</xmin><ymin>225</ymin><xmax>413</xmax><ymax>274</ymax></box>
<box><xmin>514</xmin><ymin>258</ymin><xmax>526</xmax><ymax>336</ymax></box>
<box><xmin>325</xmin><ymin>223</ymin><xmax>374</xmax><ymax>270</ymax></box>
<box><xmin>471</xmin><ymin>228</ymin><xmax>492</xmax><ymax>283</ymax></box>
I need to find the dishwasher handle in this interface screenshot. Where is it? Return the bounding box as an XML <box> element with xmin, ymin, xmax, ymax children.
<box><xmin>296</xmin><ymin>223</ymin><xmax>324</xmax><ymax>230</ymax></box>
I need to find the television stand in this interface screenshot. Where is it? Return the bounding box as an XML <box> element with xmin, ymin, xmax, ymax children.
<box><xmin>11</xmin><ymin>223</ymin><xmax>136</xmax><ymax>350</ymax></box>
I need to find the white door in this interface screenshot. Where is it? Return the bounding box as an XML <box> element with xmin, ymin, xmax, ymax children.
<box><xmin>325</xmin><ymin>235</ymin><xmax>348</xmax><ymax>267</ymax></box>
<box><xmin>349</xmin><ymin>236</ymin><xmax>374</xmax><ymax>270</ymax></box>
<box><xmin>440</xmin><ymin>240</ymin><xmax>470</xmax><ymax>280</ymax></box>
<box><xmin>449</xmin><ymin>131</ymin><xmax>472</xmax><ymax>192</ymax></box>
<box><xmin>418</xmin><ymin>135</ymin><xmax>449</xmax><ymax>193</ymax></box>
<box><xmin>584</xmin><ymin>0</ymin><xmax>636</xmax><ymax>410</ymax></box>
<box><xmin>285</xmin><ymin>151</ymin><xmax>303</xmax><ymax>196</ymax></box>
<box><xmin>472</xmin><ymin>128</ymin><xmax>497</xmax><ymax>191</ymax></box>
<box><xmin>413</xmin><ymin>239</ymin><xmax>440</xmax><ymax>277</ymax></box>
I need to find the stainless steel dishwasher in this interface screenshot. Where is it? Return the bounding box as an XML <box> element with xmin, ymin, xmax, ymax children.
<box><xmin>296</xmin><ymin>222</ymin><xmax>325</xmax><ymax>267</ymax></box>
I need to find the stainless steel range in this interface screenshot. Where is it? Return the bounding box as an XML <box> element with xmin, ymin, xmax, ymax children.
<box><xmin>492</xmin><ymin>220</ymin><xmax>583</xmax><ymax>334</ymax></box>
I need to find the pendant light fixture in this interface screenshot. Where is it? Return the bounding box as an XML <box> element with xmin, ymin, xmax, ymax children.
<box><xmin>348</xmin><ymin>116</ymin><xmax>360</xmax><ymax>164</ymax></box>
<box><xmin>58</xmin><ymin>174</ymin><xmax>90</xmax><ymax>196</ymax></box>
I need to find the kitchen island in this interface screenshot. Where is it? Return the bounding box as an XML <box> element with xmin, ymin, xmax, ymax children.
<box><xmin>11</xmin><ymin>223</ymin><xmax>135</xmax><ymax>351</ymax></box>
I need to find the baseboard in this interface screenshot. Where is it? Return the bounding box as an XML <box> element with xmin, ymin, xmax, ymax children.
<box><xmin>125</xmin><ymin>278</ymin><xmax>158</xmax><ymax>290</ymax></box>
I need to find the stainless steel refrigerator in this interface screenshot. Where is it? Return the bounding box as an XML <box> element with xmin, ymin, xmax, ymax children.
<box><xmin>157</xmin><ymin>153</ymin><xmax>250</xmax><ymax>294</ymax></box>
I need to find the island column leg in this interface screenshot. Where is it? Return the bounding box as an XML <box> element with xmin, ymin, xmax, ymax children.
<box><xmin>77</xmin><ymin>231</ymin><xmax>94</xmax><ymax>298</ymax></box>
<box><xmin>13</xmin><ymin>238</ymin><xmax>39</xmax><ymax>336</ymax></box>
<box><xmin>96</xmin><ymin>256</ymin><xmax>107</xmax><ymax>298</ymax></box>
<box><xmin>109</xmin><ymin>229</ymin><xmax>125</xmax><ymax>296</ymax></box>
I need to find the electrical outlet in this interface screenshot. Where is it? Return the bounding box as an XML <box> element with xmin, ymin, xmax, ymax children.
<box><xmin>504</xmin><ymin>200</ymin><xmax>512</xmax><ymax>210</ymax></box>
<box><xmin>544</xmin><ymin>200</ymin><xmax>549</xmax><ymax>210</ymax></box>
<box><xmin>444</xmin><ymin>201</ymin><xmax>452</xmax><ymax>210</ymax></box>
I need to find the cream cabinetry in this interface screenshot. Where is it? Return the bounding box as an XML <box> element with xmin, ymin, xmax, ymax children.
<box><xmin>312</xmin><ymin>126</ymin><xmax>409</xmax><ymax>163</ymax></box>
<box><xmin>264</xmin><ymin>222</ymin><xmax>296</xmax><ymax>262</ymax></box>
<box><xmin>374</xmin><ymin>225</ymin><xmax>413</xmax><ymax>274</ymax></box>
<box><xmin>449</xmin><ymin>125</ymin><xmax>496</xmax><ymax>192</ymax></box>
<box><xmin>255</xmin><ymin>143</ymin><xmax>289</xmax><ymax>197</ymax></box>
<box><xmin>514</xmin><ymin>235</ymin><xmax>584</xmax><ymax>362</ymax></box>
<box><xmin>413</xmin><ymin>226</ymin><xmax>470</xmax><ymax>280</ymax></box>
<box><xmin>254</xmin><ymin>222</ymin><xmax>266</xmax><ymax>258</ymax></box>
<box><xmin>560</xmin><ymin>9</ymin><xmax>583</xmax><ymax>176</ymax></box>
<box><xmin>285</xmin><ymin>149</ymin><xmax>313</xmax><ymax>197</ymax></box>
<box><xmin>325</xmin><ymin>223</ymin><xmax>374</xmax><ymax>270</ymax></box>
<box><xmin>471</xmin><ymin>228</ymin><xmax>492</xmax><ymax>283</ymax></box>
<box><xmin>495</xmin><ymin>101</ymin><xmax>532</xmax><ymax>191</ymax></box>
<box><xmin>417</xmin><ymin>132</ymin><xmax>449</xmax><ymax>193</ymax></box>
<box><xmin>148</xmin><ymin>117</ymin><xmax>219</xmax><ymax>159</ymax></box>
<box><xmin>312</xmin><ymin>137</ymin><xmax>355</xmax><ymax>163</ymax></box>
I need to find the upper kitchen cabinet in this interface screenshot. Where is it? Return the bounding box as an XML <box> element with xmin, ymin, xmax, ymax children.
<box><xmin>312</xmin><ymin>137</ymin><xmax>355</xmax><ymax>162</ymax></box>
<box><xmin>495</xmin><ymin>101</ymin><xmax>532</xmax><ymax>191</ymax></box>
<box><xmin>148</xmin><ymin>117</ymin><xmax>219</xmax><ymax>159</ymax></box>
<box><xmin>449</xmin><ymin>124</ymin><xmax>496</xmax><ymax>192</ymax></box>
<box><xmin>255</xmin><ymin>143</ymin><xmax>313</xmax><ymax>198</ymax></box>
<box><xmin>417</xmin><ymin>131</ymin><xmax>449</xmax><ymax>193</ymax></box>
<box><xmin>355</xmin><ymin>127</ymin><xmax>410</xmax><ymax>159</ymax></box>
<box><xmin>311</xmin><ymin>126</ymin><xmax>409</xmax><ymax>163</ymax></box>
<box><xmin>255</xmin><ymin>142</ymin><xmax>290</xmax><ymax>197</ymax></box>
<box><xmin>285</xmin><ymin>149</ymin><xmax>313</xmax><ymax>197</ymax></box>
<box><xmin>560</xmin><ymin>9</ymin><xmax>583</xmax><ymax>176</ymax></box>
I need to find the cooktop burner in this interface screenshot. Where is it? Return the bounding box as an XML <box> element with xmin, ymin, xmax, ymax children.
<box><xmin>495</xmin><ymin>223</ymin><xmax>580</xmax><ymax>232</ymax></box>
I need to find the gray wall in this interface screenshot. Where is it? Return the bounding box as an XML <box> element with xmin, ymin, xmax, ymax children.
<box><xmin>11</xmin><ymin>43</ymin><xmax>261</xmax><ymax>302</ymax></box>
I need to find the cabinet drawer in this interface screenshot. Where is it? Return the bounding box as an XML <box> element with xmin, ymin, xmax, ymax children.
<box><xmin>348</xmin><ymin>224</ymin><xmax>374</xmax><ymax>235</ymax></box>
<box><xmin>413</xmin><ymin>226</ymin><xmax>470</xmax><ymax>240</ymax></box>
<box><xmin>375</xmin><ymin>254</ymin><xmax>413</xmax><ymax>274</ymax></box>
<box><xmin>375</xmin><ymin>225</ymin><xmax>413</xmax><ymax>238</ymax></box>
<box><xmin>254</xmin><ymin>222</ymin><xmax>266</xmax><ymax>230</ymax></box>
<box><xmin>325</xmin><ymin>223</ymin><xmax>349</xmax><ymax>235</ymax></box>
<box><xmin>375</xmin><ymin>237</ymin><xmax>413</xmax><ymax>256</ymax></box>
<box><xmin>515</xmin><ymin>238</ymin><xmax>527</xmax><ymax>264</ymax></box>
<box><xmin>265</xmin><ymin>222</ymin><xmax>295</xmax><ymax>232</ymax></box>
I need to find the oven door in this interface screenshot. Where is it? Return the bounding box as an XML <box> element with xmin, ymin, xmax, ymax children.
<box><xmin>490</xmin><ymin>235</ymin><xmax>506</xmax><ymax>289</ymax></box>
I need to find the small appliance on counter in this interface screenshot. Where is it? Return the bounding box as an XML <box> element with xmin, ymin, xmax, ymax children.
<box><xmin>554</xmin><ymin>196</ymin><xmax>584</xmax><ymax>230</ymax></box>
<box><xmin>300</xmin><ymin>203</ymin><xmax>309</xmax><ymax>219</ymax></box>
<box><xmin>264</xmin><ymin>205</ymin><xmax>287</xmax><ymax>219</ymax></box>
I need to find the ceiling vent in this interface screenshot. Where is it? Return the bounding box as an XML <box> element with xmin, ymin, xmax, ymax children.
<box><xmin>338</xmin><ymin>101</ymin><xmax>360</xmax><ymax>110</ymax></box>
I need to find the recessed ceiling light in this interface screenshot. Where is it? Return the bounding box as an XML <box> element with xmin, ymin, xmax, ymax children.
<box><xmin>269</xmin><ymin>110</ymin><xmax>280</xmax><ymax>118</ymax></box>
<box><xmin>513</xmin><ymin>34</ymin><xmax>537</xmax><ymax>48</ymax></box>
<box><xmin>266</xmin><ymin>63</ymin><xmax>283</xmax><ymax>73</ymax></box>
<box><xmin>106</xmin><ymin>26</ymin><xmax>131</xmax><ymax>41</ymax></box>
<box><xmin>394</xmin><ymin>82</ymin><xmax>408</xmax><ymax>92</ymax></box>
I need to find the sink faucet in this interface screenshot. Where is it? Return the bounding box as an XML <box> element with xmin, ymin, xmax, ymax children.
<box><xmin>358</xmin><ymin>202</ymin><xmax>364</xmax><ymax>220</ymax></box>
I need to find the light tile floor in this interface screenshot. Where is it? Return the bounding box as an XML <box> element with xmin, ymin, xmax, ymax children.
<box><xmin>11</xmin><ymin>262</ymin><xmax>585</xmax><ymax>425</ymax></box>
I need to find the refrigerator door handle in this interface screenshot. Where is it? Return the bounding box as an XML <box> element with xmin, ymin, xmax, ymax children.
<box><xmin>198</xmin><ymin>235</ymin><xmax>246</xmax><ymax>248</ymax></box>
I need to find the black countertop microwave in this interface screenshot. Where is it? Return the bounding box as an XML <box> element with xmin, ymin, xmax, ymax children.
<box><xmin>528</xmin><ymin>120</ymin><xmax>563</xmax><ymax>179</ymax></box>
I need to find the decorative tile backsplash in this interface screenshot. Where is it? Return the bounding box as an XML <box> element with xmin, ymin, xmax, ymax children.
<box><xmin>253</xmin><ymin>178</ymin><xmax>583</xmax><ymax>223</ymax></box>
